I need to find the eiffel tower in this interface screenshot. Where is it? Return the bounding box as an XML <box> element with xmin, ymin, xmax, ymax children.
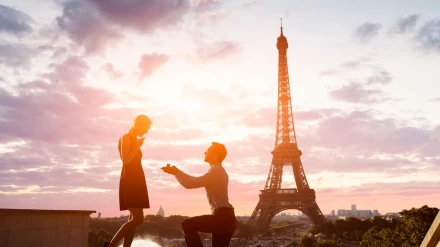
<box><xmin>247</xmin><ymin>22</ymin><xmax>326</xmax><ymax>233</ymax></box>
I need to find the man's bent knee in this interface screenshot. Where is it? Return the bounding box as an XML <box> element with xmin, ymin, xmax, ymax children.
<box><xmin>181</xmin><ymin>218</ymin><xmax>192</xmax><ymax>231</ymax></box>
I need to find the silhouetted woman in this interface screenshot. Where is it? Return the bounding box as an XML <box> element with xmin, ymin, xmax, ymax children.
<box><xmin>105</xmin><ymin>114</ymin><xmax>152</xmax><ymax>247</ymax></box>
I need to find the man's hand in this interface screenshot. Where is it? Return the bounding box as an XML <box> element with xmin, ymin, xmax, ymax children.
<box><xmin>161</xmin><ymin>163</ymin><xmax>180</xmax><ymax>175</ymax></box>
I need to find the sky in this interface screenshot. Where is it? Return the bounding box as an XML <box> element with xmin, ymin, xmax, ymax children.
<box><xmin>0</xmin><ymin>0</ymin><xmax>439</xmax><ymax>218</ymax></box>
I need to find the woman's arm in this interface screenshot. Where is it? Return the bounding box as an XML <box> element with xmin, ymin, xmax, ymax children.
<box><xmin>120</xmin><ymin>135</ymin><xmax>141</xmax><ymax>166</ymax></box>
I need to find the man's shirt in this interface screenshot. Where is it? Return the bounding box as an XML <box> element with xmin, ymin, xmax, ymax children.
<box><xmin>174</xmin><ymin>164</ymin><xmax>234</xmax><ymax>213</ymax></box>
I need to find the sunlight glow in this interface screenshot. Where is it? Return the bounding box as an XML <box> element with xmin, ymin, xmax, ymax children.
<box><xmin>174</xmin><ymin>99</ymin><xmax>205</xmax><ymax>114</ymax></box>
<box><xmin>119</xmin><ymin>238</ymin><xmax>161</xmax><ymax>247</ymax></box>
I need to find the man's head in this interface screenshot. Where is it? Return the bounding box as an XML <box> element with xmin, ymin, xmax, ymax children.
<box><xmin>204</xmin><ymin>142</ymin><xmax>227</xmax><ymax>164</ymax></box>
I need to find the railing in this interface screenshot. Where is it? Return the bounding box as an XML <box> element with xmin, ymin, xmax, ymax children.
<box><xmin>420</xmin><ymin>211</ymin><xmax>440</xmax><ymax>247</ymax></box>
<box><xmin>276</xmin><ymin>189</ymin><xmax>298</xmax><ymax>194</ymax></box>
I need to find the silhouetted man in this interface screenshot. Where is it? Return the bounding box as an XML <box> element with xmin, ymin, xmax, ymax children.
<box><xmin>161</xmin><ymin>142</ymin><xmax>236</xmax><ymax>247</ymax></box>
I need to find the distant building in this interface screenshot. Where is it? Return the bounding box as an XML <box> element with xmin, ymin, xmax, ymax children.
<box><xmin>97</xmin><ymin>212</ymin><xmax>101</xmax><ymax>218</ymax></box>
<box><xmin>383</xmin><ymin>212</ymin><xmax>402</xmax><ymax>221</ymax></box>
<box><xmin>156</xmin><ymin>205</ymin><xmax>165</xmax><ymax>217</ymax></box>
<box><xmin>336</xmin><ymin>204</ymin><xmax>381</xmax><ymax>219</ymax></box>
<box><xmin>330</xmin><ymin>210</ymin><xmax>335</xmax><ymax>217</ymax></box>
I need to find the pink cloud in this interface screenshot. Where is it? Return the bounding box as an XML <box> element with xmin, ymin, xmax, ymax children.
<box><xmin>56</xmin><ymin>1</ymin><xmax>122</xmax><ymax>54</ymax></box>
<box><xmin>330</xmin><ymin>82</ymin><xmax>391</xmax><ymax>104</ymax></box>
<box><xmin>56</xmin><ymin>0</ymin><xmax>190</xmax><ymax>53</ymax></box>
<box><xmin>89</xmin><ymin>0</ymin><xmax>190</xmax><ymax>33</ymax></box>
<box><xmin>191</xmin><ymin>0</ymin><xmax>220</xmax><ymax>12</ymax></box>
<box><xmin>138</xmin><ymin>53</ymin><xmax>170</xmax><ymax>84</ymax></box>
<box><xmin>241</xmin><ymin>1</ymin><xmax>261</xmax><ymax>9</ymax></box>
<box><xmin>196</xmin><ymin>40</ymin><xmax>240</xmax><ymax>62</ymax></box>
<box><xmin>313</xmin><ymin>110</ymin><xmax>440</xmax><ymax>157</ymax></box>
<box><xmin>104</xmin><ymin>63</ymin><xmax>123</xmax><ymax>78</ymax></box>
<box><xmin>194</xmin><ymin>12</ymin><xmax>224</xmax><ymax>26</ymax></box>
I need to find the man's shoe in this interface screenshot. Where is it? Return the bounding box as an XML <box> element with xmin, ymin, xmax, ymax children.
<box><xmin>103</xmin><ymin>241</ymin><xmax>110</xmax><ymax>247</ymax></box>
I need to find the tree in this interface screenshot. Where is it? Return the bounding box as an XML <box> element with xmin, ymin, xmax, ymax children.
<box><xmin>233</xmin><ymin>220</ymin><xmax>252</xmax><ymax>238</ymax></box>
<box><xmin>354</xmin><ymin>230</ymin><xmax>363</xmax><ymax>241</ymax></box>
<box><xmin>308</xmin><ymin>225</ymin><xmax>320</xmax><ymax>235</ymax></box>
<box><xmin>319</xmin><ymin>222</ymin><xmax>336</xmax><ymax>236</ymax></box>
<box><xmin>370</xmin><ymin>216</ymin><xmax>390</xmax><ymax>229</ymax></box>
<box><xmin>89</xmin><ymin>218</ymin><xmax>123</xmax><ymax>235</ymax></box>
<box><xmin>360</xmin><ymin>205</ymin><xmax>439</xmax><ymax>247</ymax></box>
<box><xmin>88</xmin><ymin>229</ymin><xmax>112</xmax><ymax>247</ymax></box>
<box><xmin>298</xmin><ymin>235</ymin><xmax>314</xmax><ymax>247</ymax></box>
<box><xmin>334</xmin><ymin>219</ymin><xmax>348</xmax><ymax>236</ymax></box>
<box><xmin>317</xmin><ymin>239</ymin><xmax>344</xmax><ymax>247</ymax></box>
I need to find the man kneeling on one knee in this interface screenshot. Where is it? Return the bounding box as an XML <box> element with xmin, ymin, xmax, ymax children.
<box><xmin>161</xmin><ymin>142</ymin><xmax>236</xmax><ymax>247</ymax></box>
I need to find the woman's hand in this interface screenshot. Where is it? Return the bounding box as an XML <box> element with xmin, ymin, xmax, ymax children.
<box><xmin>137</xmin><ymin>137</ymin><xmax>145</xmax><ymax>148</ymax></box>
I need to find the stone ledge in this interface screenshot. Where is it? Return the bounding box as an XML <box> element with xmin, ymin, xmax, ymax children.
<box><xmin>0</xmin><ymin>208</ymin><xmax>96</xmax><ymax>215</ymax></box>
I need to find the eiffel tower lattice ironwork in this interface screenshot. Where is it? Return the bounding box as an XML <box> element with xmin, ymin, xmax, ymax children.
<box><xmin>247</xmin><ymin>22</ymin><xmax>326</xmax><ymax>233</ymax></box>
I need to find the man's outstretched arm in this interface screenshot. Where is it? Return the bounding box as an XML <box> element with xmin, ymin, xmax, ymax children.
<box><xmin>161</xmin><ymin>164</ymin><xmax>215</xmax><ymax>189</ymax></box>
<box><xmin>174</xmin><ymin>169</ymin><xmax>215</xmax><ymax>189</ymax></box>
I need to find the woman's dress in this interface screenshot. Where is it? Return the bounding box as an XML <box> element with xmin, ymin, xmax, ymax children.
<box><xmin>118</xmin><ymin>134</ymin><xmax>150</xmax><ymax>211</ymax></box>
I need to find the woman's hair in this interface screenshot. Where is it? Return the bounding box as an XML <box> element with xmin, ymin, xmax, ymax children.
<box><xmin>133</xmin><ymin>114</ymin><xmax>152</xmax><ymax>129</ymax></box>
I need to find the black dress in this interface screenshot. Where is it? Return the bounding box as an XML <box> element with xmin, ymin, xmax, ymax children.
<box><xmin>118</xmin><ymin>134</ymin><xmax>150</xmax><ymax>211</ymax></box>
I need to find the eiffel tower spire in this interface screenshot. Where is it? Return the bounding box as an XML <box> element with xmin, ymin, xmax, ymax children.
<box><xmin>247</xmin><ymin>23</ymin><xmax>326</xmax><ymax>234</ymax></box>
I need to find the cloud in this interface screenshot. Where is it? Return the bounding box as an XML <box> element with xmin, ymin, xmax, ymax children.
<box><xmin>340</xmin><ymin>57</ymin><xmax>370</xmax><ymax>69</ymax></box>
<box><xmin>0</xmin><ymin>4</ymin><xmax>33</xmax><ymax>35</ymax></box>
<box><xmin>429</xmin><ymin>97</ymin><xmax>440</xmax><ymax>102</ymax></box>
<box><xmin>319</xmin><ymin>57</ymin><xmax>371</xmax><ymax>76</ymax></box>
<box><xmin>283</xmin><ymin>6</ymin><xmax>298</xmax><ymax>17</ymax></box>
<box><xmin>138</xmin><ymin>53</ymin><xmax>170</xmax><ymax>83</ymax></box>
<box><xmin>56</xmin><ymin>1</ymin><xmax>122</xmax><ymax>54</ymax></box>
<box><xmin>319</xmin><ymin>70</ymin><xmax>339</xmax><ymax>76</ymax></box>
<box><xmin>89</xmin><ymin>0</ymin><xmax>190</xmax><ymax>33</ymax></box>
<box><xmin>294</xmin><ymin>109</ymin><xmax>339</xmax><ymax>122</ymax></box>
<box><xmin>196</xmin><ymin>40</ymin><xmax>240</xmax><ymax>62</ymax></box>
<box><xmin>415</xmin><ymin>18</ymin><xmax>440</xmax><ymax>53</ymax></box>
<box><xmin>313</xmin><ymin>110</ymin><xmax>440</xmax><ymax>157</ymax></box>
<box><xmin>0</xmin><ymin>43</ymin><xmax>36</xmax><ymax>68</ymax></box>
<box><xmin>241</xmin><ymin>1</ymin><xmax>261</xmax><ymax>9</ymax></box>
<box><xmin>354</xmin><ymin>22</ymin><xmax>382</xmax><ymax>43</ymax></box>
<box><xmin>390</xmin><ymin>14</ymin><xmax>420</xmax><ymax>34</ymax></box>
<box><xmin>330</xmin><ymin>82</ymin><xmax>390</xmax><ymax>104</ymax></box>
<box><xmin>366</xmin><ymin>71</ymin><xmax>392</xmax><ymax>85</ymax></box>
<box><xmin>191</xmin><ymin>0</ymin><xmax>220</xmax><ymax>12</ymax></box>
<box><xmin>194</xmin><ymin>12</ymin><xmax>224</xmax><ymax>26</ymax></box>
<box><xmin>104</xmin><ymin>63</ymin><xmax>123</xmax><ymax>78</ymax></box>
<box><xmin>0</xmin><ymin>56</ymin><xmax>131</xmax><ymax>145</ymax></box>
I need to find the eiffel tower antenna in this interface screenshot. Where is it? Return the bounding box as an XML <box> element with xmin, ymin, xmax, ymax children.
<box><xmin>247</xmin><ymin>23</ymin><xmax>326</xmax><ymax>234</ymax></box>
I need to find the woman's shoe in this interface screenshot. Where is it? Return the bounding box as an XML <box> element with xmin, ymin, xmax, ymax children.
<box><xmin>103</xmin><ymin>241</ymin><xmax>110</xmax><ymax>247</ymax></box>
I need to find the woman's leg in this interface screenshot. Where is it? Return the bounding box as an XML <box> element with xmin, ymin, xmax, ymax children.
<box><xmin>108</xmin><ymin>208</ymin><xmax>144</xmax><ymax>247</ymax></box>
<box><xmin>123</xmin><ymin>211</ymin><xmax>137</xmax><ymax>247</ymax></box>
<box><xmin>122</xmin><ymin>213</ymin><xmax>135</xmax><ymax>247</ymax></box>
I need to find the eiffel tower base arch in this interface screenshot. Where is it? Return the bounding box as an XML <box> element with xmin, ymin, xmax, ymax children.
<box><xmin>249</xmin><ymin>189</ymin><xmax>326</xmax><ymax>233</ymax></box>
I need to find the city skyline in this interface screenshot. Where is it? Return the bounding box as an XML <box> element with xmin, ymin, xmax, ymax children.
<box><xmin>1</xmin><ymin>0</ymin><xmax>440</xmax><ymax>218</ymax></box>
